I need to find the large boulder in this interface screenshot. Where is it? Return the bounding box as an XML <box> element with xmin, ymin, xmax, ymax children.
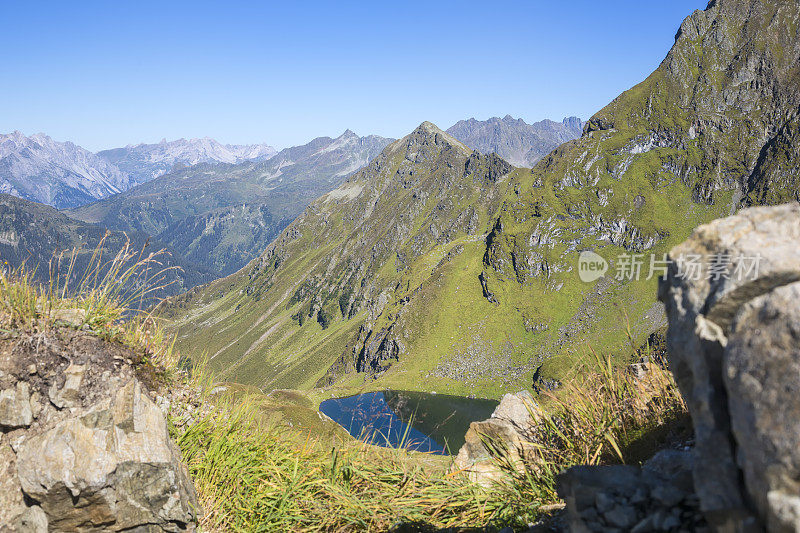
<box><xmin>659</xmin><ymin>204</ymin><xmax>800</xmax><ymax>531</ymax></box>
<box><xmin>452</xmin><ymin>390</ymin><xmax>537</xmax><ymax>485</ymax></box>
<box><xmin>0</xmin><ymin>326</ymin><xmax>199</xmax><ymax>532</ymax></box>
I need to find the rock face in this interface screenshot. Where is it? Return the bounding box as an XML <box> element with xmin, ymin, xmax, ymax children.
<box><xmin>659</xmin><ymin>203</ymin><xmax>800</xmax><ymax>531</ymax></box>
<box><xmin>0</xmin><ymin>131</ymin><xmax>133</xmax><ymax>209</ymax></box>
<box><xmin>0</xmin><ymin>327</ymin><xmax>199</xmax><ymax>531</ymax></box>
<box><xmin>555</xmin><ymin>204</ymin><xmax>800</xmax><ymax>532</ymax></box>
<box><xmin>726</xmin><ymin>282</ymin><xmax>800</xmax><ymax>531</ymax></box>
<box><xmin>452</xmin><ymin>391</ymin><xmax>537</xmax><ymax>485</ymax></box>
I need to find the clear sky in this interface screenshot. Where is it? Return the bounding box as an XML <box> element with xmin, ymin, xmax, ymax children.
<box><xmin>1</xmin><ymin>1</ymin><xmax>707</xmax><ymax>152</ymax></box>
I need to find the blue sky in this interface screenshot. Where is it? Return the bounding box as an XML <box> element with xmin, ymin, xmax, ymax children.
<box><xmin>1</xmin><ymin>1</ymin><xmax>706</xmax><ymax>151</ymax></box>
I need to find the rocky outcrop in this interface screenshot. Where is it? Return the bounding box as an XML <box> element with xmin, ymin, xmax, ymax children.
<box><xmin>726</xmin><ymin>282</ymin><xmax>800</xmax><ymax>531</ymax></box>
<box><xmin>0</xmin><ymin>326</ymin><xmax>199</xmax><ymax>531</ymax></box>
<box><xmin>452</xmin><ymin>391</ymin><xmax>537</xmax><ymax>485</ymax></box>
<box><xmin>658</xmin><ymin>203</ymin><xmax>800</xmax><ymax>531</ymax></box>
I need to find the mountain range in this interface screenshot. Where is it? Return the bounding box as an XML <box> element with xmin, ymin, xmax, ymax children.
<box><xmin>96</xmin><ymin>137</ymin><xmax>277</xmax><ymax>184</ymax></box>
<box><xmin>68</xmin><ymin>130</ymin><xmax>393</xmax><ymax>276</ymax></box>
<box><xmin>0</xmin><ymin>133</ymin><xmax>277</xmax><ymax>209</ymax></box>
<box><xmin>0</xmin><ymin>132</ymin><xmax>133</xmax><ymax>209</ymax></box>
<box><xmin>162</xmin><ymin>0</ymin><xmax>800</xmax><ymax>399</ymax></box>
<box><xmin>0</xmin><ymin>193</ymin><xmax>213</xmax><ymax>293</ymax></box>
<box><xmin>0</xmin><ymin>116</ymin><xmax>583</xmax><ymax>287</ymax></box>
<box><xmin>1</xmin><ymin>116</ymin><xmax>582</xmax><ymax>211</ymax></box>
<box><xmin>446</xmin><ymin>116</ymin><xmax>583</xmax><ymax>167</ymax></box>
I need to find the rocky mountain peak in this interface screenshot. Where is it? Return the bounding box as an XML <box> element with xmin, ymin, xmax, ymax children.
<box><xmin>561</xmin><ymin>116</ymin><xmax>583</xmax><ymax>134</ymax></box>
<box><xmin>414</xmin><ymin>120</ymin><xmax>443</xmax><ymax>134</ymax></box>
<box><xmin>445</xmin><ymin>115</ymin><xmax>583</xmax><ymax>167</ymax></box>
<box><xmin>407</xmin><ymin>121</ymin><xmax>470</xmax><ymax>154</ymax></box>
<box><xmin>0</xmin><ymin>131</ymin><xmax>133</xmax><ymax>208</ymax></box>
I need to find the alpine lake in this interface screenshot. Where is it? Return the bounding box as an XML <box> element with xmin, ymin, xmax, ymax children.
<box><xmin>319</xmin><ymin>390</ymin><xmax>499</xmax><ymax>455</ymax></box>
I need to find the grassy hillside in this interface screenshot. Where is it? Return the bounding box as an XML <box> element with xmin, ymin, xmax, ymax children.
<box><xmin>0</xmin><ymin>197</ymin><xmax>691</xmax><ymax>532</ymax></box>
<box><xmin>163</xmin><ymin>124</ymin><xmax>526</xmax><ymax>395</ymax></box>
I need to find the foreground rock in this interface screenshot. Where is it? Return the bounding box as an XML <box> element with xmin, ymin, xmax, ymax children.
<box><xmin>659</xmin><ymin>203</ymin><xmax>800</xmax><ymax>531</ymax></box>
<box><xmin>452</xmin><ymin>391</ymin><xmax>537</xmax><ymax>485</ymax></box>
<box><xmin>557</xmin><ymin>450</ymin><xmax>705</xmax><ymax>532</ymax></box>
<box><xmin>554</xmin><ymin>204</ymin><xmax>800</xmax><ymax>532</ymax></box>
<box><xmin>0</xmin><ymin>326</ymin><xmax>199</xmax><ymax>531</ymax></box>
<box><xmin>725</xmin><ymin>281</ymin><xmax>800</xmax><ymax>531</ymax></box>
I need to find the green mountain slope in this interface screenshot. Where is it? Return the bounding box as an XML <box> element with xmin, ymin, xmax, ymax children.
<box><xmin>69</xmin><ymin>131</ymin><xmax>392</xmax><ymax>277</ymax></box>
<box><xmin>480</xmin><ymin>0</ymin><xmax>800</xmax><ymax>376</ymax></box>
<box><xmin>165</xmin><ymin>0</ymin><xmax>800</xmax><ymax>398</ymax></box>
<box><xmin>0</xmin><ymin>194</ymin><xmax>214</xmax><ymax>294</ymax></box>
<box><xmin>163</xmin><ymin>124</ymin><xmax>520</xmax><ymax>393</ymax></box>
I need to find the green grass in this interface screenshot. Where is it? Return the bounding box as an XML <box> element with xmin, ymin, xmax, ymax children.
<box><xmin>0</xmin><ymin>237</ymin><xmax>182</xmax><ymax>371</ymax></box>
<box><xmin>176</xmin><ymin>400</ymin><xmax>530</xmax><ymax>532</ymax></box>
<box><xmin>172</xmin><ymin>338</ymin><xmax>688</xmax><ymax>532</ymax></box>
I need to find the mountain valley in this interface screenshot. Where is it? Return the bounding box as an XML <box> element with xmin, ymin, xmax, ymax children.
<box><xmin>0</xmin><ymin>193</ymin><xmax>214</xmax><ymax>294</ymax></box>
<box><xmin>163</xmin><ymin>0</ymin><xmax>800</xmax><ymax>400</ymax></box>
<box><xmin>4</xmin><ymin>1</ymin><xmax>800</xmax><ymax>530</ymax></box>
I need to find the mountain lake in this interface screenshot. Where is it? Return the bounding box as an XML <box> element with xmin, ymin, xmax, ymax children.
<box><xmin>319</xmin><ymin>391</ymin><xmax>499</xmax><ymax>455</ymax></box>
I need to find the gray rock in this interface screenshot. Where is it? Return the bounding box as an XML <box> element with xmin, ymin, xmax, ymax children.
<box><xmin>651</xmin><ymin>484</ymin><xmax>686</xmax><ymax>507</ymax></box>
<box><xmin>17</xmin><ymin>380</ymin><xmax>197</xmax><ymax>531</ymax></box>
<box><xmin>604</xmin><ymin>505</ymin><xmax>638</xmax><ymax>529</ymax></box>
<box><xmin>4</xmin><ymin>505</ymin><xmax>48</xmax><ymax>533</ymax></box>
<box><xmin>0</xmin><ymin>444</ymin><xmax>30</xmax><ymax>527</ymax></box>
<box><xmin>0</xmin><ymin>381</ymin><xmax>33</xmax><ymax>429</ymax></box>
<box><xmin>0</xmin><ymin>328</ymin><xmax>199</xmax><ymax>532</ymax></box>
<box><xmin>659</xmin><ymin>203</ymin><xmax>800</xmax><ymax>526</ymax></box>
<box><xmin>725</xmin><ymin>281</ymin><xmax>800</xmax><ymax>532</ymax></box>
<box><xmin>51</xmin><ymin>308</ymin><xmax>87</xmax><ymax>328</ymax></box>
<box><xmin>451</xmin><ymin>390</ymin><xmax>538</xmax><ymax>485</ymax></box>
<box><xmin>47</xmin><ymin>362</ymin><xmax>85</xmax><ymax>409</ymax></box>
<box><xmin>631</xmin><ymin>515</ymin><xmax>654</xmax><ymax>533</ymax></box>
<box><xmin>595</xmin><ymin>491</ymin><xmax>615</xmax><ymax>513</ymax></box>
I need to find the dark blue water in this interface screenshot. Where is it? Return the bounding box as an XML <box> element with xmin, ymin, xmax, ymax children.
<box><xmin>319</xmin><ymin>390</ymin><xmax>498</xmax><ymax>455</ymax></box>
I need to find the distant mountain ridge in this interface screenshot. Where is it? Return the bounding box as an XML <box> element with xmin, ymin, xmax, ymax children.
<box><xmin>0</xmin><ymin>118</ymin><xmax>578</xmax><ymax>211</ymax></box>
<box><xmin>0</xmin><ymin>131</ymin><xmax>133</xmax><ymax>209</ymax></box>
<box><xmin>69</xmin><ymin>130</ymin><xmax>393</xmax><ymax>276</ymax></box>
<box><xmin>97</xmin><ymin>137</ymin><xmax>277</xmax><ymax>185</ymax></box>
<box><xmin>163</xmin><ymin>121</ymin><xmax>517</xmax><ymax>391</ymax></box>
<box><xmin>0</xmin><ymin>132</ymin><xmax>278</xmax><ymax>209</ymax></box>
<box><xmin>446</xmin><ymin>115</ymin><xmax>583</xmax><ymax>167</ymax></box>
